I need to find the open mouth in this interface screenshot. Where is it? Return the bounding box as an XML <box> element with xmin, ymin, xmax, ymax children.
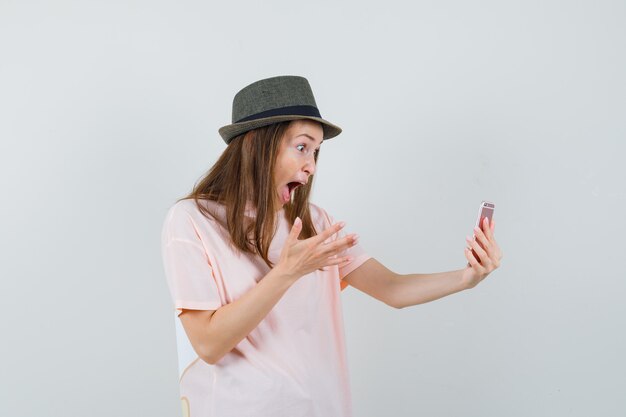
<box><xmin>287</xmin><ymin>182</ymin><xmax>303</xmax><ymax>192</ymax></box>
<box><xmin>282</xmin><ymin>181</ymin><xmax>305</xmax><ymax>203</ymax></box>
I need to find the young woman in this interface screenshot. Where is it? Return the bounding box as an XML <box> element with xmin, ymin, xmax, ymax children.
<box><xmin>161</xmin><ymin>75</ymin><xmax>502</xmax><ymax>417</ymax></box>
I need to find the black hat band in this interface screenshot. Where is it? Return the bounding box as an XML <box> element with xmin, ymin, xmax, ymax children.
<box><xmin>235</xmin><ymin>105</ymin><xmax>321</xmax><ymax>123</ymax></box>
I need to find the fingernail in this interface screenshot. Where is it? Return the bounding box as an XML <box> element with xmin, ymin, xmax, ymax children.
<box><xmin>466</xmin><ymin>235</ymin><xmax>472</xmax><ymax>242</ymax></box>
<box><xmin>338</xmin><ymin>221</ymin><xmax>346</xmax><ymax>228</ymax></box>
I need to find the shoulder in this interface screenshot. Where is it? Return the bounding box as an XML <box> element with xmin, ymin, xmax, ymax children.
<box><xmin>165</xmin><ymin>199</ymin><xmax>220</xmax><ymax>221</ymax></box>
<box><xmin>162</xmin><ymin>199</ymin><xmax>219</xmax><ymax>241</ymax></box>
<box><xmin>165</xmin><ymin>198</ymin><xmax>193</xmax><ymax>216</ymax></box>
<box><xmin>164</xmin><ymin>199</ymin><xmax>201</xmax><ymax>225</ymax></box>
<box><xmin>308</xmin><ymin>202</ymin><xmax>334</xmax><ymax>226</ymax></box>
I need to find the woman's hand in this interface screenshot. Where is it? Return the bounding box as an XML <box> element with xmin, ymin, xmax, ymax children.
<box><xmin>276</xmin><ymin>217</ymin><xmax>358</xmax><ymax>282</ymax></box>
<box><xmin>461</xmin><ymin>217</ymin><xmax>503</xmax><ymax>289</ymax></box>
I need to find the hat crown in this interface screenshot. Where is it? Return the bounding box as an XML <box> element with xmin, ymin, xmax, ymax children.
<box><xmin>231</xmin><ymin>75</ymin><xmax>319</xmax><ymax>123</ymax></box>
<box><xmin>218</xmin><ymin>75</ymin><xmax>341</xmax><ymax>144</ymax></box>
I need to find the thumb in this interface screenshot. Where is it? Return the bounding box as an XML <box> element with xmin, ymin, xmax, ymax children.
<box><xmin>287</xmin><ymin>217</ymin><xmax>302</xmax><ymax>244</ymax></box>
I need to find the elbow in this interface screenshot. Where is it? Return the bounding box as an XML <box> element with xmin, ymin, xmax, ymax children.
<box><xmin>383</xmin><ymin>293</ymin><xmax>404</xmax><ymax>309</ymax></box>
<box><xmin>386</xmin><ymin>273</ymin><xmax>404</xmax><ymax>309</ymax></box>
<box><xmin>202</xmin><ymin>348</ymin><xmax>225</xmax><ymax>365</ymax></box>
<box><xmin>201</xmin><ymin>353</ymin><xmax>221</xmax><ymax>365</ymax></box>
<box><xmin>388</xmin><ymin>299</ymin><xmax>404</xmax><ymax>309</ymax></box>
<box><xmin>198</xmin><ymin>344</ymin><xmax>221</xmax><ymax>365</ymax></box>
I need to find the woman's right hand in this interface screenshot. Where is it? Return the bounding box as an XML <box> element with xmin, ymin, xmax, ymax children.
<box><xmin>276</xmin><ymin>217</ymin><xmax>359</xmax><ymax>282</ymax></box>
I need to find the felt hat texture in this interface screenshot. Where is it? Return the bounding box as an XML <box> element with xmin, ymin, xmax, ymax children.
<box><xmin>218</xmin><ymin>75</ymin><xmax>342</xmax><ymax>144</ymax></box>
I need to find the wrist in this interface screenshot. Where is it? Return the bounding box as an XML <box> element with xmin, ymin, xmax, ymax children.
<box><xmin>269</xmin><ymin>264</ymin><xmax>298</xmax><ymax>286</ymax></box>
<box><xmin>459</xmin><ymin>267</ymin><xmax>477</xmax><ymax>290</ymax></box>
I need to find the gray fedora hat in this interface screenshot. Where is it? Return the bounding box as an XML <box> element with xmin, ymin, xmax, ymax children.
<box><xmin>218</xmin><ymin>75</ymin><xmax>342</xmax><ymax>144</ymax></box>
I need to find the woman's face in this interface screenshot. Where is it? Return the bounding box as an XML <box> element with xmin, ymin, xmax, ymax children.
<box><xmin>274</xmin><ymin>119</ymin><xmax>324</xmax><ymax>209</ymax></box>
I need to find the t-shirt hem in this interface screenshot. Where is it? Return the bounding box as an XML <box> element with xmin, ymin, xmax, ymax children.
<box><xmin>175</xmin><ymin>300</ymin><xmax>222</xmax><ymax>316</ymax></box>
<box><xmin>340</xmin><ymin>254</ymin><xmax>373</xmax><ymax>280</ymax></box>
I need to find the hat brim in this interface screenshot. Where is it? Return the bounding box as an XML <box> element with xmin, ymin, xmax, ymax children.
<box><xmin>218</xmin><ymin>115</ymin><xmax>342</xmax><ymax>144</ymax></box>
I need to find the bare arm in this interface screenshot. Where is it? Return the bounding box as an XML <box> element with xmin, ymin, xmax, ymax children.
<box><xmin>179</xmin><ymin>267</ymin><xmax>295</xmax><ymax>364</ymax></box>
<box><xmin>389</xmin><ymin>269</ymin><xmax>468</xmax><ymax>309</ymax></box>
<box><xmin>342</xmin><ymin>259</ymin><xmax>467</xmax><ymax>309</ymax></box>
<box><xmin>178</xmin><ymin>217</ymin><xmax>358</xmax><ymax>365</ymax></box>
<box><xmin>344</xmin><ymin>217</ymin><xmax>503</xmax><ymax>309</ymax></box>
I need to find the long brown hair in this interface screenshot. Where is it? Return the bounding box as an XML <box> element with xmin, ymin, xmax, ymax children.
<box><xmin>177</xmin><ymin>120</ymin><xmax>321</xmax><ymax>269</ymax></box>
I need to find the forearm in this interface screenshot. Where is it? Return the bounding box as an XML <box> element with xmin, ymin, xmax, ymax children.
<box><xmin>390</xmin><ymin>268</ymin><xmax>468</xmax><ymax>309</ymax></box>
<box><xmin>206</xmin><ymin>267</ymin><xmax>297</xmax><ymax>363</ymax></box>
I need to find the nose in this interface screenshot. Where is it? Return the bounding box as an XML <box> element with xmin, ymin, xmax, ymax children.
<box><xmin>303</xmin><ymin>156</ymin><xmax>316</xmax><ymax>177</ymax></box>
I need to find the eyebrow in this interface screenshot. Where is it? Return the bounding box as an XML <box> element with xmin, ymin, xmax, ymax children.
<box><xmin>295</xmin><ymin>134</ymin><xmax>323</xmax><ymax>147</ymax></box>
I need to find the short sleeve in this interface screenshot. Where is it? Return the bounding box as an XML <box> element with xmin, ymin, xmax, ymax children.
<box><xmin>161</xmin><ymin>205</ymin><xmax>223</xmax><ymax>316</ymax></box>
<box><xmin>320</xmin><ymin>208</ymin><xmax>373</xmax><ymax>291</ymax></box>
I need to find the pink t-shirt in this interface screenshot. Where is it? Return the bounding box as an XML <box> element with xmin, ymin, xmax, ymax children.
<box><xmin>161</xmin><ymin>198</ymin><xmax>372</xmax><ymax>417</ymax></box>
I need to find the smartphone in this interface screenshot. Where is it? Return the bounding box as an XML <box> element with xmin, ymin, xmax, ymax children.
<box><xmin>474</xmin><ymin>201</ymin><xmax>495</xmax><ymax>233</ymax></box>
<box><xmin>469</xmin><ymin>201</ymin><xmax>495</xmax><ymax>264</ymax></box>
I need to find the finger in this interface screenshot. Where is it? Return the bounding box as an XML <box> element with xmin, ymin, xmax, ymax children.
<box><xmin>465</xmin><ymin>244</ymin><xmax>486</xmax><ymax>271</ymax></box>
<box><xmin>491</xmin><ymin>218</ymin><xmax>495</xmax><ymax>232</ymax></box>
<box><xmin>464</xmin><ymin>247</ymin><xmax>483</xmax><ymax>271</ymax></box>
<box><xmin>479</xmin><ymin>220</ymin><xmax>501</xmax><ymax>264</ymax></box>
<box><xmin>483</xmin><ymin>217</ymin><xmax>495</xmax><ymax>241</ymax></box>
<box><xmin>473</xmin><ymin>225</ymin><xmax>493</xmax><ymax>253</ymax></box>
<box><xmin>475</xmin><ymin>223</ymin><xmax>497</xmax><ymax>261</ymax></box>
<box><xmin>480</xmin><ymin>217</ymin><xmax>492</xmax><ymax>241</ymax></box>
<box><xmin>312</xmin><ymin>221</ymin><xmax>345</xmax><ymax>245</ymax></box>
<box><xmin>472</xmin><ymin>226</ymin><xmax>485</xmax><ymax>246</ymax></box>
<box><xmin>490</xmin><ymin>239</ymin><xmax>503</xmax><ymax>265</ymax></box>
<box><xmin>320</xmin><ymin>234</ymin><xmax>358</xmax><ymax>255</ymax></box>
<box><xmin>326</xmin><ymin>255</ymin><xmax>353</xmax><ymax>268</ymax></box>
<box><xmin>317</xmin><ymin>255</ymin><xmax>353</xmax><ymax>272</ymax></box>
<box><xmin>466</xmin><ymin>235</ymin><xmax>491</xmax><ymax>266</ymax></box>
<box><xmin>287</xmin><ymin>217</ymin><xmax>303</xmax><ymax>245</ymax></box>
<box><xmin>476</xmin><ymin>232</ymin><xmax>500</xmax><ymax>268</ymax></box>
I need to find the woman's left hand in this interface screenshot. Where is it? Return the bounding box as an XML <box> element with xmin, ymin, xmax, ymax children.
<box><xmin>461</xmin><ymin>217</ymin><xmax>503</xmax><ymax>289</ymax></box>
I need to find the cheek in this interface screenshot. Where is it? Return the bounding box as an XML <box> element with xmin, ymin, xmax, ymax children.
<box><xmin>275</xmin><ymin>148</ymin><xmax>303</xmax><ymax>178</ymax></box>
<box><xmin>275</xmin><ymin>157</ymin><xmax>297</xmax><ymax>182</ymax></box>
<box><xmin>281</xmin><ymin>152</ymin><xmax>301</xmax><ymax>167</ymax></box>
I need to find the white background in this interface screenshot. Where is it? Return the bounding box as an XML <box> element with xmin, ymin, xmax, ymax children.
<box><xmin>1</xmin><ymin>1</ymin><xmax>624</xmax><ymax>416</ymax></box>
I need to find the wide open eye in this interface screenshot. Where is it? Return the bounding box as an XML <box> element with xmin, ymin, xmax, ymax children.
<box><xmin>296</xmin><ymin>143</ymin><xmax>320</xmax><ymax>158</ymax></box>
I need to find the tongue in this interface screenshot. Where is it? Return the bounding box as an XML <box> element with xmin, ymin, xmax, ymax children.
<box><xmin>282</xmin><ymin>185</ymin><xmax>291</xmax><ymax>203</ymax></box>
